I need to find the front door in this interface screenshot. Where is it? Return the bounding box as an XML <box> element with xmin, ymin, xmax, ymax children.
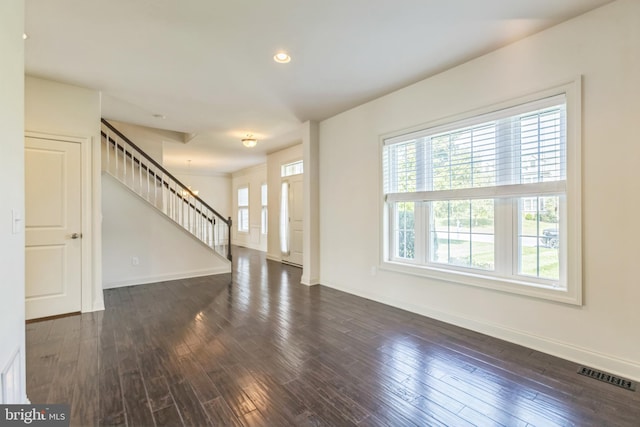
<box><xmin>282</xmin><ymin>173</ymin><xmax>304</xmax><ymax>266</ymax></box>
<box><xmin>25</xmin><ymin>136</ymin><xmax>82</xmax><ymax>320</ymax></box>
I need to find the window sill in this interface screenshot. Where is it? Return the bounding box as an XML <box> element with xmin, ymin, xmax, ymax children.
<box><xmin>380</xmin><ymin>260</ymin><xmax>581</xmax><ymax>305</ymax></box>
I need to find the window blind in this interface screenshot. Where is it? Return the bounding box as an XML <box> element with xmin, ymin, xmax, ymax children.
<box><xmin>383</xmin><ymin>94</ymin><xmax>566</xmax><ymax>203</ymax></box>
<box><xmin>261</xmin><ymin>184</ymin><xmax>268</xmax><ymax>206</ymax></box>
<box><xmin>238</xmin><ymin>187</ymin><xmax>249</xmax><ymax>206</ymax></box>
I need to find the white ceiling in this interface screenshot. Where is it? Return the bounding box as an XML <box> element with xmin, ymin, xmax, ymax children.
<box><xmin>25</xmin><ymin>0</ymin><xmax>614</xmax><ymax>174</ymax></box>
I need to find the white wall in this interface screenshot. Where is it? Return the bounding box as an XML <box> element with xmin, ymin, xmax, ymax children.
<box><xmin>24</xmin><ymin>76</ymin><xmax>104</xmax><ymax>313</ymax></box>
<box><xmin>25</xmin><ymin>76</ymin><xmax>101</xmax><ymax>138</ymax></box>
<box><xmin>231</xmin><ymin>164</ymin><xmax>267</xmax><ymax>251</ymax></box>
<box><xmin>104</xmin><ymin>120</ymin><xmax>231</xmax><ymax>217</ymax></box>
<box><xmin>102</xmin><ymin>175</ymin><xmax>230</xmax><ymax>288</ymax></box>
<box><xmin>267</xmin><ymin>144</ymin><xmax>303</xmax><ymax>261</ymax></box>
<box><xmin>302</xmin><ymin>121</ymin><xmax>320</xmax><ymax>285</ymax></box>
<box><xmin>101</xmin><ymin>119</ymin><xmax>232</xmax><ymax>285</ymax></box>
<box><xmin>0</xmin><ymin>0</ymin><xmax>26</xmax><ymax>404</ymax></box>
<box><xmin>173</xmin><ymin>172</ymin><xmax>231</xmax><ymax>220</ymax></box>
<box><xmin>319</xmin><ymin>0</ymin><xmax>640</xmax><ymax>381</ymax></box>
<box><xmin>107</xmin><ymin>119</ymin><xmax>182</xmax><ymax>165</ymax></box>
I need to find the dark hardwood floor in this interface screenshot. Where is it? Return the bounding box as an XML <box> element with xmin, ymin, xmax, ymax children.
<box><xmin>27</xmin><ymin>246</ymin><xmax>640</xmax><ymax>426</ymax></box>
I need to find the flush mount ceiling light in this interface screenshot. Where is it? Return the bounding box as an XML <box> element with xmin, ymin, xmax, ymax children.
<box><xmin>242</xmin><ymin>134</ymin><xmax>258</xmax><ymax>148</ymax></box>
<box><xmin>273</xmin><ymin>52</ymin><xmax>291</xmax><ymax>64</ymax></box>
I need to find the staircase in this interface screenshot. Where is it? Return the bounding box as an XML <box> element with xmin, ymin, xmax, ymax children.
<box><xmin>101</xmin><ymin>119</ymin><xmax>232</xmax><ymax>261</ymax></box>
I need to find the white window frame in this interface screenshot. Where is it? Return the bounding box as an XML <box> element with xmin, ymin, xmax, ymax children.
<box><xmin>281</xmin><ymin>160</ymin><xmax>303</xmax><ymax>177</ymax></box>
<box><xmin>280</xmin><ymin>181</ymin><xmax>290</xmax><ymax>256</ymax></box>
<box><xmin>261</xmin><ymin>183</ymin><xmax>268</xmax><ymax>235</ymax></box>
<box><xmin>237</xmin><ymin>186</ymin><xmax>249</xmax><ymax>233</ymax></box>
<box><xmin>379</xmin><ymin>79</ymin><xmax>582</xmax><ymax>305</ymax></box>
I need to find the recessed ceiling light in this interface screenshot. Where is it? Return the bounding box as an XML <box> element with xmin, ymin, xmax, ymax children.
<box><xmin>23</xmin><ymin>33</ymin><xmax>28</xmax><ymax>40</ymax></box>
<box><xmin>273</xmin><ymin>52</ymin><xmax>291</xmax><ymax>64</ymax></box>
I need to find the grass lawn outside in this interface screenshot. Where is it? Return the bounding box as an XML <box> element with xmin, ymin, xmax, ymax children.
<box><xmin>433</xmin><ymin>226</ymin><xmax>559</xmax><ymax>279</ymax></box>
<box><xmin>521</xmin><ymin>218</ymin><xmax>558</xmax><ymax>237</ymax></box>
<box><xmin>520</xmin><ymin>245</ymin><xmax>559</xmax><ymax>279</ymax></box>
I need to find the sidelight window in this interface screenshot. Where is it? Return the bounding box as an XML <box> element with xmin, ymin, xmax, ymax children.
<box><xmin>237</xmin><ymin>186</ymin><xmax>249</xmax><ymax>232</ymax></box>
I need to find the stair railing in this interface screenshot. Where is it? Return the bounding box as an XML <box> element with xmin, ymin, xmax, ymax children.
<box><xmin>101</xmin><ymin>119</ymin><xmax>232</xmax><ymax>261</ymax></box>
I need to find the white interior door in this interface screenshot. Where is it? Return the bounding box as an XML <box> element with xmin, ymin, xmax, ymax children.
<box><xmin>281</xmin><ymin>174</ymin><xmax>304</xmax><ymax>266</ymax></box>
<box><xmin>25</xmin><ymin>137</ymin><xmax>82</xmax><ymax>320</ymax></box>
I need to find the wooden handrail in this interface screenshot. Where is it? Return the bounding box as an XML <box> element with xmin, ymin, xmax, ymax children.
<box><xmin>101</xmin><ymin>119</ymin><xmax>233</xmax><ymax>261</ymax></box>
<box><xmin>102</xmin><ymin>131</ymin><xmax>215</xmax><ymax>223</ymax></box>
<box><xmin>101</xmin><ymin>119</ymin><xmax>230</xmax><ymax>226</ymax></box>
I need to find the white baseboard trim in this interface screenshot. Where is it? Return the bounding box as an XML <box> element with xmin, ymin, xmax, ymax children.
<box><xmin>320</xmin><ymin>280</ymin><xmax>640</xmax><ymax>383</ymax></box>
<box><xmin>103</xmin><ymin>266</ymin><xmax>231</xmax><ymax>289</ymax></box>
<box><xmin>232</xmin><ymin>241</ymin><xmax>267</xmax><ymax>252</ymax></box>
<box><xmin>266</xmin><ymin>253</ymin><xmax>281</xmax><ymax>262</ymax></box>
<box><xmin>300</xmin><ymin>276</ymin><xmax>320</xmax><ymax>286</ymax></box>
<box><xmin>89</xmin><ymin>300</ymin><xmax>105</xmax><ymax>312</ymax></box>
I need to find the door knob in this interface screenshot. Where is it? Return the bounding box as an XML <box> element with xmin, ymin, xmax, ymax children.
<box><xmin>71</xmin><ymin>233</ymin><xmax>82</xmax><ymax>239</ymax></box>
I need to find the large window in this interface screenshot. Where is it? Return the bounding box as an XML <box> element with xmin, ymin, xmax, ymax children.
<box><xmin>237</xmin><ymin>186</ymin><xmax>249</xmax><ymax>232</ymax></box>
<box><xmin>382</xmin><ymin>85</ymin><xmax>581</xmax><ymax>304</ymax></box>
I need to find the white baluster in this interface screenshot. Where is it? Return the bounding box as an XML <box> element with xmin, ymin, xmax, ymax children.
<box><xmin>130</xmin><ymin>145</ymin><xmax>135</xmax><ymax>188</ymax></box>
<box><xmin>191</xmin><ymin>199</ymin><xmax>195</xmax><ymax>234</ymax></box>
<box><xmin>106</xmin><ymin>130</ymin><xmax>110</xmax><ymax>171</ymax></box>
<box><xmin>146</xmin><ymin>163</ymin><xmax>150</xmax><ymax>201</ymax></box>
<box><xmin>123</xmin><ymin>141</ymin><xmax>127</xmax><ymax>183</ymax></box>
<box><xmin>154</xmin><ymin>170</ymin><xmax>158</xmax><ymax>207</ymax></box>
<box><xmin>115</xmin><ymin>138</ymin><xmax>119</xmax><ymax>175</ymax></box>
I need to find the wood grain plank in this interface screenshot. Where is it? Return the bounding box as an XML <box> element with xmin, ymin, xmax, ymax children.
<box><xmin>98</xmin><ymin>365</ymin><xmax>126</xmax><ymax>426</ymax></box>
<box><xmin>121</xmin><ymin>370</ymin><xmax>156</xmax><ymax>427</ymax></box>
<box><xmin>284</xmin><ymin>379</ymin><xmax>359</xmax><ymax>427</ymax></box>
<box><xmin>168</xmin><ymin>379</ymin><xmax>212</xmax><ymax>426</ymax></box>
<box><xmin>206</xmin><ymin>367</ymin><xmax>257</xmax><ymax>418</ymax></box>
<box><xmin>146</xmin><ymin>376</ymin><xmax>174</xmax><ymax>412</ymax></box>
<box><xmin>241</xmin><ymin>374</ymin><xmax>309</xmax><ymax>426</ymax></box>
<box><xmin>24</xmin><ymin>246</ymin><xmax>640</xmax><ymax>427</ymax></box>
<box><xmin>203</xmin><ymin>397</ymin><xmax>246</xmax><ymax>427</ymax></box>
<box><xmin>153</xmin><ymin>404</ymin><xmax>184</xmax><ymax>427</ymax></box>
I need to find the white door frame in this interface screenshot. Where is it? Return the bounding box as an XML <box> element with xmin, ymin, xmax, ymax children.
<box><xmin>280</xmin><ymin>172</ymin><xmax>304</xmax><ymax>267</ymax></box>
<box><xmin>25</xmin><ymin>131</ymin><xmax>94</xmax><ymax>314</ymax></box>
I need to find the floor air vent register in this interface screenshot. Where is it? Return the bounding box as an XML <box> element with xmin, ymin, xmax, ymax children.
<box><xmin>577</xmin><ymin>366</ymin><xmax>636</xmax><ymax>391</ymax></box>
